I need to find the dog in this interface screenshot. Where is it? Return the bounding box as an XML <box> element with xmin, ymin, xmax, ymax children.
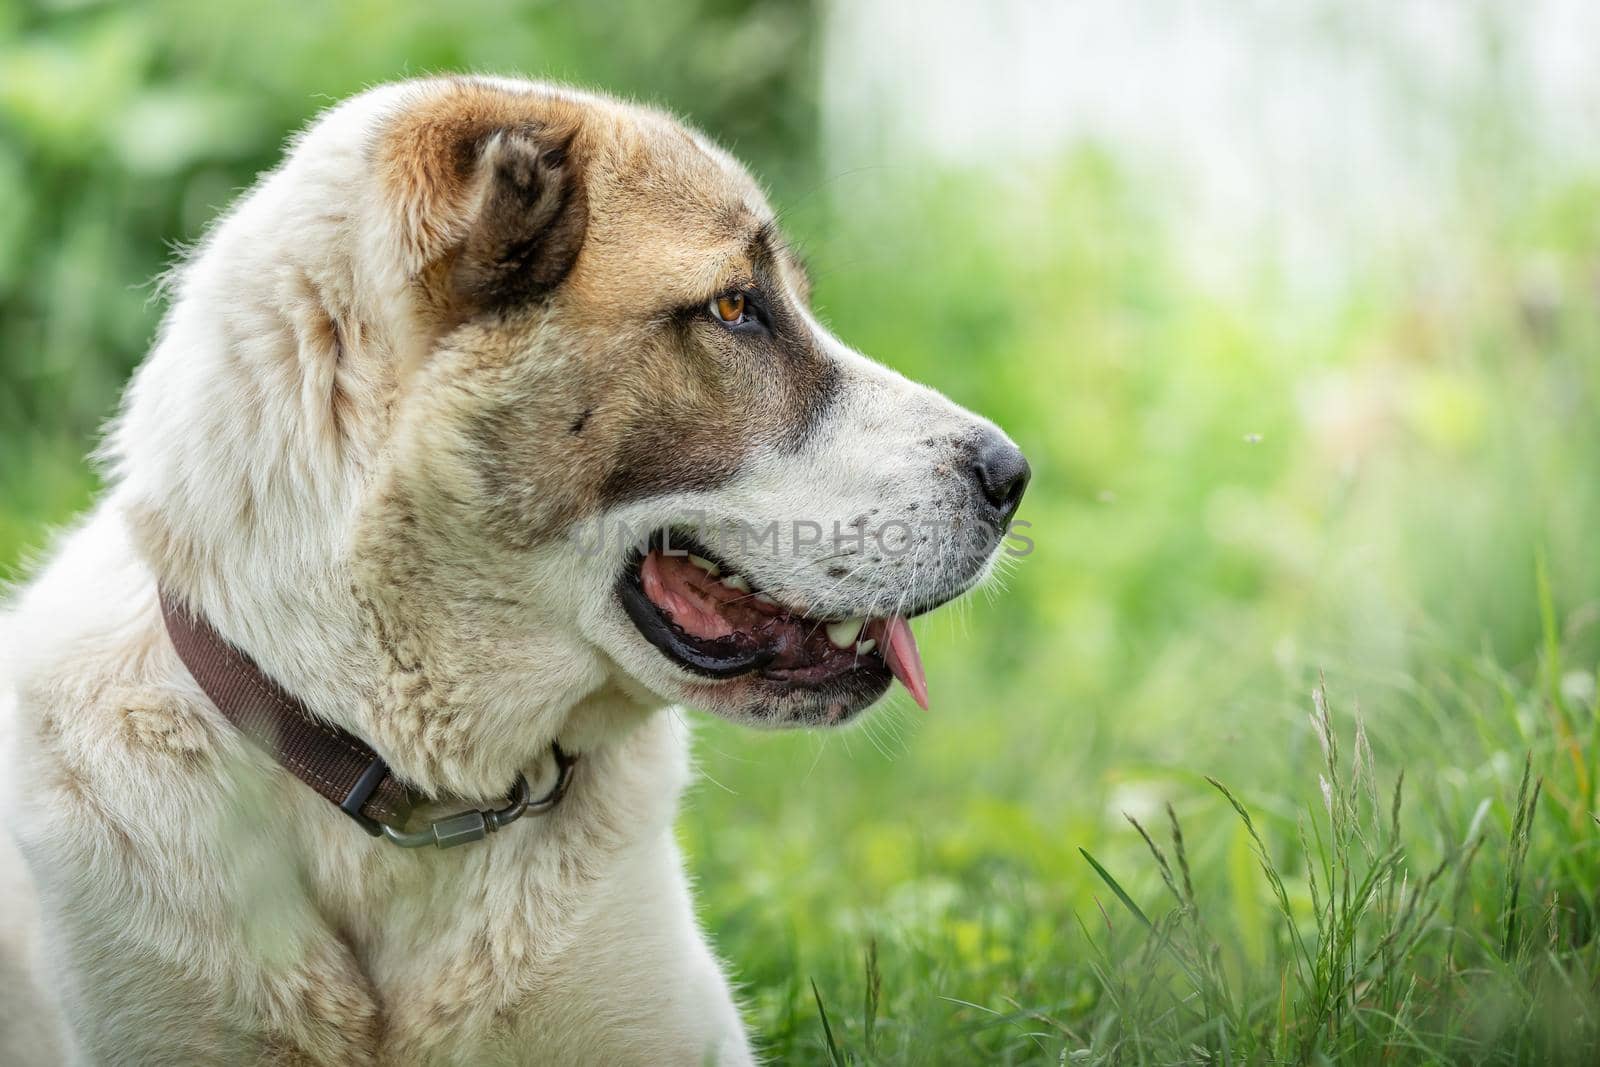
<box><xmin>0</xmin><ymin>76</ymin><xmax>1029</xmax><ymax>1065</ymax></box>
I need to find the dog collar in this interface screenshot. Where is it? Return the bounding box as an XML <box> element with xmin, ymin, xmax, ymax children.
<box><xmin>159</xmin><ymin>591</ymin><xmax>577</xmax><ymax>849</ymax></box>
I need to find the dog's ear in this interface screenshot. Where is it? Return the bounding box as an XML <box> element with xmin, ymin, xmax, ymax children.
<box><xmin>381</xmin><ymin>87</ymin><xmax>589</xmax><ymax>319</ymax></box>
<box><xmin>449</xmin><ymin>126</ymin><xmax>588</xmax><ymax>313</ymax></box>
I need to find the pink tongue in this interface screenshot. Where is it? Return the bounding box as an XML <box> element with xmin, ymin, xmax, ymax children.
<box><xmin>881</xmin><ymin>616</ymin><xmax>929</xmax><ymax>710</ymax></box>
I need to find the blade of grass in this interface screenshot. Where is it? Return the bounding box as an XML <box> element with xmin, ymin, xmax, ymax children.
<box><xmin>812</xmin><ymin>978</ymin><xmax>847</xmax><ymax>1067</ymax></box>
<box><xmin>1079</xmin><ymin>846</ymin><xmax>1153</xmax><ymax>930</ymax></box>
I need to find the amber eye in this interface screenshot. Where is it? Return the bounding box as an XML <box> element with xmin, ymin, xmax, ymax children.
<box><xmin>712</xmin><ymin>292</ymin><xmax>746</xmax><ymax>324</ymax></box>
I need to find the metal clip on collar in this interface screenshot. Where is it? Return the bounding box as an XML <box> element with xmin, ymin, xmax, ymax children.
<box><xmin>378</xmin><ymin>745</ymin><xmax>578</xmax><ymax>850</ymax></box>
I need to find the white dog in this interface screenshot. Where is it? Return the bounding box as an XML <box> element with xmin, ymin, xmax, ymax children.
<box><xmin>0</xmin><ymin>76</ymin><xmax>1029</xmax><ymax>1065</ymax></box>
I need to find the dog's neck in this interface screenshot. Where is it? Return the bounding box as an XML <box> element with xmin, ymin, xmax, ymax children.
<box><xmin>124</xmin><ymin>473</ymin><xmax>659</xmax><ymax>800</ymax></box>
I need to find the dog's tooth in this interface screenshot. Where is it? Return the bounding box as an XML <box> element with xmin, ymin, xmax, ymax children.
<box><xmin>753</xmin><ymin>592</ymin><xmax>778</xmax><ymax>606</ymax></box>
<box><xmin>688</xmin><ymin>555</ymin><xmax>720</xmax><ymax>577</ymax></box>
<box><xmin>825</xmin><ymin>617</ymin><xmax>865</xmax><ymax>648</ymax></box>
<box><xmin>854</xmin><ymin>638</ymin><xmax>876</xmax><ymax>655</ymax></box>
<box><xmin>721</xmin><ymin>574</ymin><xmax>750</xmax><ymax>593</ymax></box>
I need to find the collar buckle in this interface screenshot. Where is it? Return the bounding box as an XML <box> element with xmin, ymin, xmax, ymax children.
<box><xmin>375</xmin><ymin>743</ymin><xmax>578</xmax><ymax>850</ymax></box>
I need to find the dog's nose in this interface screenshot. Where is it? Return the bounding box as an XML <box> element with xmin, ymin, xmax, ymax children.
<box><xmin>971</xmin><ymin>432</ymin><xmax>1031</xmax><ymax>521</ymax></box>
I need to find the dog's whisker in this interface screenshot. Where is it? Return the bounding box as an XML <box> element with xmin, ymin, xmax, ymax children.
<box><xmin>802</xmin><ymin>730</ymin><xmax>834</xmax><ymax>781</ymax></box>
<box><xmin>695</xmin><ymin>766</ymin><xmax>740</xmax><ymax>796</ymax></box>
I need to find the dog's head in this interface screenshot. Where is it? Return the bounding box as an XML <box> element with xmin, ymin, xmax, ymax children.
<box><xmin>124</xmin><ymin>77</ymin><xmax>1027</xmax><ymax>774</ymax></box>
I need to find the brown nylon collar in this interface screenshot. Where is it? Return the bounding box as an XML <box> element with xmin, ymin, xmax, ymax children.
<box><xmin>160</xmin><ymin>591</ymin><xmax>574</xmax><ymax>845</ymax></box>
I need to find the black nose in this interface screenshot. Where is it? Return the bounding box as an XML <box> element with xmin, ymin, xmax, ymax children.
<box><xmin>971</xmin><ymin>432</ymin><xmax>1031</xmax><ymax>521</ymax></box>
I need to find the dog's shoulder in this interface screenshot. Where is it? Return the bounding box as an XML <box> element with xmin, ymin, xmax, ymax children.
<box><xmin>7</xmin><ymin>505</ymin><xmax>216</xmax><ymax>782</ymax></box>
<box><xmin>5</xmin><ymin>507</ymin><xmax>385</xmax><ymax>1066</ymax></box>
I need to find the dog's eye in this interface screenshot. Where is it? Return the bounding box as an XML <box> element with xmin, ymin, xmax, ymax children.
<box><xmin>712</xmin><ymin>293</ymin><xmax>747</xmax><ymax>325</ymax></box>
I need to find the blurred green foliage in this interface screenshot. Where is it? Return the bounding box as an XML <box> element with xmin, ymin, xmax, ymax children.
<box><xmin>4</xmin><ymin>2</ymin><xmax>1600</xmax><ymax>1063</ymax></box>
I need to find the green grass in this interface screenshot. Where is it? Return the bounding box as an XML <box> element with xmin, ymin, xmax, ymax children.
<box><xmin>683</xmin><ymin>632</ymin><xmax>1599</xmax><ymax>1064</ymax></box>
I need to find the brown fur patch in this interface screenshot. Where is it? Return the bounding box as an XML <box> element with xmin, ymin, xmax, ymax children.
<box><xmin>367</xmin><ymin>81</ymin><xmax>840</xmax><ymax>553</ymax></box>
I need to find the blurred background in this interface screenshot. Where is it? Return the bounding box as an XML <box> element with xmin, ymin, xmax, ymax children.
<box><xmin>4</xmin><ymin>1</ymin><xmax>1600</xmax><ymax>1062</ymax></box>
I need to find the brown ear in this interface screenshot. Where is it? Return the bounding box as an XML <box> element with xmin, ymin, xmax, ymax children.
<box><xmin>380</xmin><ymin>83</ymin><xmax>588</xmax><ymax>317</ymax></box>
<box><xmin>450</xmin><ymin>127</ymin><xmax>588</xmax><ymax>312</ymax></box>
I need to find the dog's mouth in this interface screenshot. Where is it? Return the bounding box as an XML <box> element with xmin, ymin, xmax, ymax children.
<box><xmin>616</xmin><ymin>531</ymin><xmax>930</xmax><ymax>709</ymax></box>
